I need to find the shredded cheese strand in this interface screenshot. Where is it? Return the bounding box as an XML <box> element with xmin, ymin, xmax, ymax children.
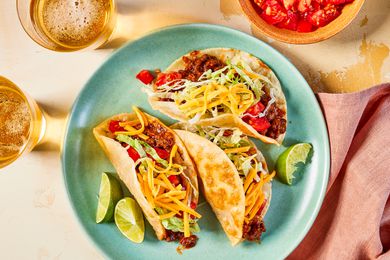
<box><xmin>159</xmin><ymin>212</ymin><xmax>177</xmax><ymax>220</ymax></box>
<box><xmin>183</xmin><ymin>212</ymin><xmax>190</xmax><ymax>237</ymax></box>
<box><xmin>154</xmin><ymin>201</ymin><xmax>180</xmax><ymax>214</ymax></box>
<box><xmin>167</xmin><ymin>196</ymin><xmax>202</xmax><ymax>218</ymax></box>
<box><xmin>224</xmin><ymin>146</ymin><xmax>251</xmax><ymax>154</ymax></box>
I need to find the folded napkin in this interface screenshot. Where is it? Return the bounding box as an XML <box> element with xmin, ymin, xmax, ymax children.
<box><xmin>288</xmin><ymin>84</ymin><xmax>390</xmax><ymax>259</ymax></box>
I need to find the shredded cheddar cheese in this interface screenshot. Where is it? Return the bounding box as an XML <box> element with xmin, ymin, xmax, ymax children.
<box><xmin>176</xmin><ymin>82</ymin><xmax>254</xmax><ymax>119</ymax></box>
<box><xmin>159</xmin><ymin>212</ymin><xmax>177</xmax><ymax>220</ymax></box>
<box><xmin>263</xmin><ymin>170</ymin><xmax>276</xmax><ymax>183</ymax></box>
<box><xmin>183</xmin><ymin>212</ymin><xmax>190</xmax><ymax>237</ymax></box>
<box><xmin>113</xmin><ymin>106</ymin><xmax>201</xmax><ymax>236</ymax></box>
<box><xmin>154</xmin><ymin>201</ymin><xmax>180</xmax><ymax>214</ymax></box>
<box><xmin>243</xmin><ymin>161</ymin><xmax>258</xmax><ymax>192</ymax></box>
<box><xmin>167</xmin><ymin>196</ymin><xmax>202</xmax><ymax>219</ymax></box>
<box><xmin>224</xmin><ymin>146</ymin><xmax>251</xmax><ymax>154</ymax></box>
<box><xmin>248</xmin><ymin>193</ymin><xmax>265</xmax><ymax>221</ymax></box>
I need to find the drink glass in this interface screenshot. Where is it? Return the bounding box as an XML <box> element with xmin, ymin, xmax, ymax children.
<box><xmin>0</xmin><ymin>76</ymin><xmax>46</xmax><ymax>169</ymax></box>
<box><xmin>17</xmin><ymin>0</ymin><xmax>116</xmax><ymax>52</ymax></box>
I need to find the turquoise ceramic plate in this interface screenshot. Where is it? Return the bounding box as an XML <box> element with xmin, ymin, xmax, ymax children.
<box><xmin>62</xmin><ymin>24</ymin><xmax>329</xmax><ymax>260</ymax></box>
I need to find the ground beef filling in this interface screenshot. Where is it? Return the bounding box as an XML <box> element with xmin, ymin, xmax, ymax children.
<box><xmin>141</xmin><ymin>121</ymin><xmax>175</xmax><ymax>151</ymax></box>
<box><xmin>242</xmin><ymin>216</ymin><xmax>266</xmax><ymax>241</ymax></box>
<box><xmin>165</xmin><ymin>230</ymin><xmax>198</xmax><ymax>249</ymax></box>
<box><xmin>178</xmin><ymin>51</ymin><xmax>226</xmax><ymax>82</ymax></box>
<box><xmin>260</xmin><ymin>91</ymin><xmax>287</xmax><ymax>139</ymax></box>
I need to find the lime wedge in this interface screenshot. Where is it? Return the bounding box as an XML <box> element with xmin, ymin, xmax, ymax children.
<box><xmin>115</xmin><ymin>197</ymin><xmax>145</xmax><ymax>243</ymax></box>
<box><xmin>96</xmin><ymin>172</ymin><xmax>123</xmax><ymax>223</ymax></box>
<box><xmin>276</xmin><ymin>143</ymin><xmax>312</xmax><ymax>185</ymax></box>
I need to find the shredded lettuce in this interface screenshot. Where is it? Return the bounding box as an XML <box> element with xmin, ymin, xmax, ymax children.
<box><xmin>138</xmin><ymin>140</ymin><xmax>169</xmax><ymax>167</ymax></box>
<box><xmin>116</xmin><ymin>134</ymin><xmax>169</xmax><ymax>167</ymax></box>
<box><xmin>155</xmin><ymin>207</ymin><xmax>200</xmax><ymax>233</ymax></box>
<box><xmin>116</xmin><ymin>134</ymin><xmax>146</xmax><ymax>158</ymax></box>
<box><xmin>240</xmin><ymin>154</ymin><xmax>258</xmax><ymax>176</ymax></box>
<box><xmin>150</xmin><ymin>58</ymin><xmax>279</xmax><ymax>120</ymax></box>
<box><xmin>161</xmin><ymin>217</ymin><xmax>200</xmax><ymax>233</ymax></box>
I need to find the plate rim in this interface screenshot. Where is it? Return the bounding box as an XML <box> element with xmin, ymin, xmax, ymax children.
<box><xmin>61</xmin><ymin>23</ymin><xmax>330</xmax><ymax>260</ymax></box>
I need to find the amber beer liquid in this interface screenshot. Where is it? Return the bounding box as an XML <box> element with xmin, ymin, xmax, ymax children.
<box><xmin>0</xmin><ymin>77</ymin><xmax>45</xmax><ymax>169</ymax></box>
<box><xmin>29</xmin><ymin>0</ymin><xmax>116</xmax><ymax>51</ymax></box>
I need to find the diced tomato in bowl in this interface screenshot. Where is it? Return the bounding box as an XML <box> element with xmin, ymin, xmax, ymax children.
<box><xmin>251</xmin><ymin>0</ymin><xmax>355</xmax><ymax>33</ymax></box>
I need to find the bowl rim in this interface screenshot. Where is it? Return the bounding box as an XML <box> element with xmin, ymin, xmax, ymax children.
<box><xmin>238</xmin><ymin>0</ymin><xmax>366</xmax><ymax>44</ymax></box>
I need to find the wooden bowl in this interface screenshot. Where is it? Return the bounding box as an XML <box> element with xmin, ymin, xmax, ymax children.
<box><xmin>239</xmin><ymin>0</ymin><xmax>365</xmax><ymax>44</ymax></box>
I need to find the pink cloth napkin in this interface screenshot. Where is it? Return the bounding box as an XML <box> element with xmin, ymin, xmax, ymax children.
<box><xmin>288</xmin><ymin>84</ymin><xmax>390</xmax><ymax>259</ymax></box>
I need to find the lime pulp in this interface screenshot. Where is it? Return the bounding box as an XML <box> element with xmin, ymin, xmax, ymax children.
<box><xmin>96</xmin><ymin>172</ymin><xmax>123</xmax><ymax>223</ymax></box>
<box><xmin>276</xmin><ymin>143</ymin><xmax>312</xmax><ymax>185</ymax></box>
<box><xmin>115</xmin><ymin>197</ymin><xmax>145</xmax><ymax>243</ymax></box>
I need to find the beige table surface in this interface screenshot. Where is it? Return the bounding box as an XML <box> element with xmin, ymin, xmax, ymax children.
<box><xmin>0</xmin><ymin>0</ymin><xmax>389</xmax><ymax>259</ymax></box>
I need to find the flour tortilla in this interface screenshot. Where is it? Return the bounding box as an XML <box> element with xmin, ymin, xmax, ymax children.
<box><xmin>149</xmin><ymin>48</ymin><xmax>287</xmax><ymax>145</ymax></box>
<box><xmin>173</xmin><ymin>128</ymin><xmax>272</xmax><ymax>246</ymax></box>
<box><xmin>93</xmin><ymin>113</ymin><xmax>199</xmax><ymax>240</ymax></box>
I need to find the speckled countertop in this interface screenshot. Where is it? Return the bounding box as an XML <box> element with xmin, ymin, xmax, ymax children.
<box><xmin>0</xmin><ymin>0</ymin><xmax>389</xmax><ymax>259</ymax></box>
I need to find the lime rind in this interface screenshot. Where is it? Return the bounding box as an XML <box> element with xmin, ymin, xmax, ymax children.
<box><xmin>96</xmin><ymin>172</ymin><xmax>123</xmax><ymax>223</ymax></box>
<box><xmin>276</xmin><ymin>143</ymin><xmax>312</xmax><ymax>185</ymax></box>
<box><xmin>115</xmin><ymin>198</ymin><xmax>145</xmax><ymax>243</ymax></box>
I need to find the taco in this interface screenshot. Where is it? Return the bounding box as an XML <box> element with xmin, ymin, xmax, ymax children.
<box><xmin>93</xmin><ymin>107</ymin><xmax>201</xmax><ymax>250</ymax></box>
<box><xmin>142</xmin><ymin>48</ymin><xmax>287</xmax><ymax>145</ymax></box>
<box><xmin>173</xmin><ymin>124</ymin><xmax>275</xmax><ymax>245</ymax></box>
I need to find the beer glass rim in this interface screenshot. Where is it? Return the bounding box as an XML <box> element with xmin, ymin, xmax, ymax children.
<box><xmin>16</xmin><ymin>0</ymin><xmax>117</xmax><ymax>52</ymax></box>
<box><xmin>16</xmin><ymin>0</ymin><xmax>50</xmax><ymax>51</ymax></box>
<box><xmin>0</xmin><ymin>76</ymin><xmax>41</xmax><ymax>168</ymax></box>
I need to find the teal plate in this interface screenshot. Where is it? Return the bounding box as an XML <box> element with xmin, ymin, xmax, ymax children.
<box><xmin>62</xmin><ymin>24</ymin><xmax>329</xmax><ymax>260</ymax></box>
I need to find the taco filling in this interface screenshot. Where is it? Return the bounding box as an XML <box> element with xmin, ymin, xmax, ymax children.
<box><xmin>182</xmin><ymin>125</ymin><xmax>275</xmax><ymax>242</ymax></box>
<box><xmin>141</xmin><ymin>50</ymin><xmax>287</xmax><ymax>140</ymax></box>
<box><xmin>101</xmin><ymin>108</ymin><xmax>201</xmax><ymax>249</ymax></box>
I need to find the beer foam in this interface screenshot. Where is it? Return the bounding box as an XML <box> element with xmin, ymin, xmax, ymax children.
<box><xmin>41</xmin><ymin>0</ymin><xmax>110</xmax><ymax>47</ymax></box>
<box><xmin>0</xmin><ymin>88</ymin><xmax>31</xmax><ymax>158</ymax></box>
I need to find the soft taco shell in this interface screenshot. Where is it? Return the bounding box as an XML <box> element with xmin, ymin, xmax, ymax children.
<box><xmin>93</xmin><ymin>113</ymin><xmax>199</xmax><ymax>240</ymax></box>
<box><xmin>174</xmin><ymin>129</ymin><xmax>272</xmax><ymax>245</ymax></box>
<box><xmin>149</xmin><ymin>48</ymin><xmax>287</xmax><ymax>145</ymax></box>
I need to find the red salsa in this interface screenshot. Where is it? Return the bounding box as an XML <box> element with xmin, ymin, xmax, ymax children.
<box><xmin>253</xmin><ymin>0</ymin><xmax>354</xmax><ymax>32</ymax></box>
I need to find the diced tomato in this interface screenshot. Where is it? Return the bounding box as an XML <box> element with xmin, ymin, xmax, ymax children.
<box><xmin>282</xmin><ymin>0</ymin><xmax>297</xmax><ymax>10</ymax></box>
<box><xmin>190</xmin><ymin>201</ymin><xmax>197</xmax><ymax>209</ymax></box>
<box><xmin>307</xmin><ymin>4</ymin><xmax>340</xmax><ymax>27</ymax></box>
<box><xmin>155</xmin><ymin>72</ymin><xmax>182</xmax><ymax>86</ymax></box>
<box><xmin>259</xmin><ymin>0</ymin><xmax>287</xmax><ymax>25</ymax></box>
<box><xmin>223</xmin><ymin>130</ymin><xmax>233</xmax><ymax>137</ymax></box>
<box><xmin>108</xmin><ymin>120</ymin><xmax>125</xmax><ymax>133</ymax></box>
<box><xmin>277</xmin><ymin>10</ymin><xmax>299</xmax><ymax>30</ymax></box>
<box><xmin>127</xmin><ymin>147</ymin><xmax>140</xmax><ymax>161</ymax></box>
<box><xmin>297</xmin><ymin>19</ymin><xmax>314</xmax><ymax>32</ymax></box>
<box><xmin>326</xmin><ymin>0</ymin><xmax>353</xmax><ymax>4</ymax></box>
<box><xmin>249</xmin><ymin>117</ymin><xmax>271</xmax><ymax>132</ymax></box>
<box><xmin>254</xmin><ymin>0</ymin><xmax>351</xmax><ymax>32</ymax></box>
<box><xmin>136</xmin><ymin>70</ymin><xmax>154</xmax><ymax>84</ymax></box>
<box><xmin>168</xmin><ymin>175</ymin><xmax>180</xmax><ymax>186</ymax></box>
<box><xmin>154</xmin><ymin>147</ymin><xmax>170</xmax><ymax>160</ymax></box>
<box><xmin>256</xmin><ymin>199</ymin><xmax>268</xmax><ymax>216</ymax></box>
<box><xmin>245</xmin><ymin>101</ymin><xmax>266</xmax><ymax>116</ymax></box>
<box><xmin>254</xmin><ymin>0</ymin><xmax>265</xmax><ymax>7</ymax></box>
<box><xmin>312</xmin><ymin>0</ymin><xmax>327</xmax><ymax>5</ymax></box>
<box><xmin>189</xmin><ymin>201</ymin><xmax>197</xmax><ymax>219</ymax></box>
<box><xmin>298</xmin><ymin>0</ymin><xmax>312</xmax><ymax>12</ymax></box>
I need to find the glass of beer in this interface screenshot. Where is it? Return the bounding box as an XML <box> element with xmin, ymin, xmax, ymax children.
<box><xmin>0</xmin><ymin>76</ymin><xmax>46</xmax><ymax>169</ymax></box>
<box><xmin>17</xmin><ymin>0</ymin><xmax>116</xmax><ymax>52</ymax></box>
